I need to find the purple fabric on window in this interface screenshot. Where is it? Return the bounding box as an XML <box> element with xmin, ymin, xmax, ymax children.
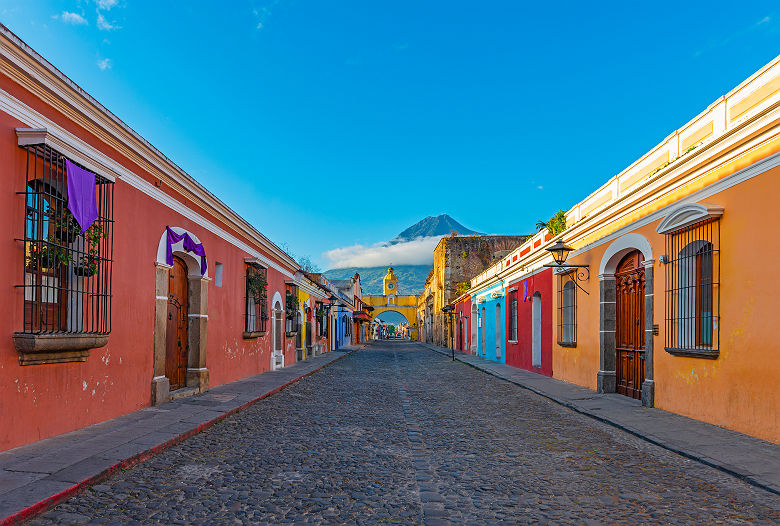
<box><xmin>166</xmin><ymin>226</ymin><xmax>207</xmax><ymax>276</ymax></box>
<box><xmin>65</xmin><ymin>159</ymin><xmax>99</xmax><ymax>234</ymax></box>
<box><xmin>522</xmin><ymin>281</ymin><xmax>528</xmax><ymax>302</ymax></box>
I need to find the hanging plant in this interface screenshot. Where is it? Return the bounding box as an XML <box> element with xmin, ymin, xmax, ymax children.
<box><xmin>247</xmin><ymin>267</ymin><xmax>268</xmax><ymax>302</ymax></box>
<box><xmin>74</xmin><ymin>223</ymin><xmax>107</xmax><ymax>278</ymax></box>
<box><xmin>285</xmin><ymin>291</ymin><xmax>297</xmax><ymax>319</ymax></box>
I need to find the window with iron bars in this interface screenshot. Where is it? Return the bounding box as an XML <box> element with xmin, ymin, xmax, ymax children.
<box><xmin>315</xmin><ymin>301</ymin><xmax>324</xmax><ymax>337</ymax></box>
<box><xmin>509</xmin><ymin>293</ymin><xmax>518</xmax><ymax>342</ymax></box>
<box><xmin>17</xmin><ymin>144</ymin><xmax>114</xmax><ymax>339</ymax></box>
<box><xmin>557</xmin><ymin>271</ymin><xmax>577</xmax><ymax>347</ymax></box>
<box><xmin>285</xmin><ymin>285</ymin><xmax>299</xmax><ymax>334</ymax></box>
<box><xmin>245</xmin><ymin>263</ymin><xmax>268</xmax><ymax>335</ymax></box>
<box><xmin>664</xmin><ymin>218</ymin><xmax>720</xmax><ymax>358</ymax></box>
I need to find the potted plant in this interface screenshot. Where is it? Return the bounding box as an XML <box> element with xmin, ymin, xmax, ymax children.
<box><xmin>26</xmin><ymin>239</ymin><xmax>72</xmax><ymax>271</ymax></box>
<box><xmin>46</xmin><ymin>201</ymin><xmax>81</xmax><ymax>245</ymax></box>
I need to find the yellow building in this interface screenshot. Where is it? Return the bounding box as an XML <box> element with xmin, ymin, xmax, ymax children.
<box><xmin>363</xmin><ymin>267</ymin><xmax>418</xmax><ymax>339</ymax></box>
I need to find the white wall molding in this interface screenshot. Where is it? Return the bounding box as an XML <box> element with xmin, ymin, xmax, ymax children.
<box><xmin>599</xmin><ymin>233</ymin><xmax>653</xmax><ymax>275</ymax></box>
<box><xmin>656</xmin><ymin>203</ymin><xmax>724</xmax><ymax>234</ymax></box>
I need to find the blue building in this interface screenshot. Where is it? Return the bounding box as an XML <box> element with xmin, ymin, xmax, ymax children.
<box><xmin>473</xmin><ymin>284</ymin><xmax>506</xmax><ymax>364</ymax></box>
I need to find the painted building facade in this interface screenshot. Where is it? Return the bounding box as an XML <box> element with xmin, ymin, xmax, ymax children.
<box><xmin>0</xmin><ymin>26</ymin><xmax>345</xmax><ymax>452</ymax></box>
<box><xmin>462</xmin><ymin>56</ymin><xmax>780</xmax><ymax>443</ymax></box>
<box><xmin>417</xmin><ymin>235</ymin><xmax>530</xmax><ymax>346</ymax></box>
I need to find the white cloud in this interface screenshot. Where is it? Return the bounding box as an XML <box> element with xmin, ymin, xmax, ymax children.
<box><xmin>96</xmin><ymin>0</ymin><xmax>118</xmax><ymax>10</ymax></box>
<box><xmin>537</xmin><ymin>185</ymin><xmax>543</xmax><ymax>190</ymax></box>
<box><xmin>97</xmin><ymin>58</ymin><xmax>112</xmax><ymax>70</ymax></box>
<box><xmin>59</xmin><ymin>11</ymin><xmax>88</xmax><ymax>25</ymax></box>
<box><xmin>323</xmin><ymin>236</ymin><xmax>442</xmax><ymax>268</ymax></box>
<box><xmin>97</xmin><ymin>13</ymin><xmax>118</xmax><ymax>31</ymax></box>
<box><xmin>757</xmin><ymin>16</ymin><xmax>771</xmax><ymax>25</ymax></box>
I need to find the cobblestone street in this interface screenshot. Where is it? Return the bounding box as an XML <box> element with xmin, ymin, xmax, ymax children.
<box><xmin>28</xmin><ymin>342</ymin><xmax>780</xmax><ymax>525</ymax></box>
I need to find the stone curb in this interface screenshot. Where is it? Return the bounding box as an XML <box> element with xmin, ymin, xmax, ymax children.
<box><xmin>423</xmin><ymin>343</ymin><xmax>779</xmax><ymax>497</ymax></box>
<box><xmin>0</xmin><ymin>346</ymin><xmax>363</xmax><ymax>526</ymax></box>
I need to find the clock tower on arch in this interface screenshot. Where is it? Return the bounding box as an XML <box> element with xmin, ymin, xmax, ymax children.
<box><xmin>383</xmin><ymin>266</ymin><xmax>399</xmax><ymax>296</ymax></box>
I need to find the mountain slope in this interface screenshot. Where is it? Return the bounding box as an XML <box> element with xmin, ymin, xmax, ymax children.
<box><xmin>392</xmin><ymin>214</ymin><xmax>479</xmax><ymax>242</ymax></box>
<box><xmin>324</xmin><ymin>265</ymin><xmax>431</xmax><ymax>295</ymax></box>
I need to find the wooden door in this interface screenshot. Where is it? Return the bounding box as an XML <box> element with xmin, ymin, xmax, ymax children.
<box><xmin>166</xmin><ymin>257</ymin><xmax>188</xmax><ymax>390</ymax></box>
<box><xmin>615</xmin><ymin>250</ymin><xmax>645</xmax><ymax>400</ymax></box>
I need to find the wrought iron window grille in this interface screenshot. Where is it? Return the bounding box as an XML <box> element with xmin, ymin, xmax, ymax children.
<box><xmin>663</xmin><ymin>218</ymin><xmax>720</xmax><ymax>358</ymax></box>
<box><xmin>285</xmin><ymin>285</ymin><xmax>300</xmax><ymax>334</ymax></box>
<box><xmin>244</xmin><ymin>263</ymin><xmax>268</xmax><ymax>335</ymax></box>
<box><xmin>557</xmin><ymin>270</ymin><xmax>577</xmax><ymax>347</ymax></box>
<box><xmin>15</xmin><ymin>143</ymin><xmax>115</xmax><ymax>342</ymax></box>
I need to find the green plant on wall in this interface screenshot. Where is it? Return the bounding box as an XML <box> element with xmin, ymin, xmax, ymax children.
<box><xmin>536</xmin><ymin>210</ymin><xmax>567</xmax><ymax>236</ymax></box>
<box><xmin>247</xmin><ymin>266</ymin><xmax>268</xmax><ymax>303</ymax></box>
<box><xmin>454</xmin><ymin>281</ymin><xmax>471</xmax><ymax>297</ymax></box>
<box><xmin>75</xmin><ymin>223</ymin><xmax>107</xmax><ymax>277</ymax></box>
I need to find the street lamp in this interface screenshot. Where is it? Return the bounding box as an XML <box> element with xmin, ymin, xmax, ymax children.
<box><xmin>442</xmin><ymin>305</ymin><xmax>455</xmax><ymax>361</ymax></box>
<box><xmin>543</xmin><ymin>240</ymin><xmax>590</xmax><ymax>295</ymax></box>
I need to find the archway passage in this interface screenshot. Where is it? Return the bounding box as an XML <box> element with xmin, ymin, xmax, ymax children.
<box><xmin>374</xmin><ymin>310</ymin><xmax>411</xmax><ymax>339</ymax></box>
<box><xmin>615</xmin><ymin>250</ymin><xmax>645</xmax><ymax>400</ymax></box>
<box><xmin>370</xmin><ymin>306</ymin><xmax>418</xmax><ymax>338</ymax></box>
<box><xmin>166</xmin><ymin>257</ymin><xmax>189</xmax><ymax>390</ymax></box>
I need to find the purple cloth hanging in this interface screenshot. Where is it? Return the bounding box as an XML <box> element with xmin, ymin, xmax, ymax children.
<box><xmin>166</xmin><ymin>226</ymin><xmax>207</xmax><ymax>276</ymax></box>
<box><xmin>65</xmin><ymin>159</ymin><xmax>99</xmax><ymax>234</ymax></box>
<box><xmin>522</xmin><ymin>281</ymin><xmax>528</xmax><ymax>302</ymax></box>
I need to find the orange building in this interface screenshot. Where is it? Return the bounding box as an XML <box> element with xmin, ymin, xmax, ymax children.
<box><xmin>477</xmin><ymin>56</ymin><xmax>780</xmax><ymax>443</ymax></box>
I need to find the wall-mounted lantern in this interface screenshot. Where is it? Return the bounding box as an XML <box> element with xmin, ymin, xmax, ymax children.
<box><xmin>544</xmin><ymin>240</ymin><xmax>590</xmax><ymax>295</ymax></box>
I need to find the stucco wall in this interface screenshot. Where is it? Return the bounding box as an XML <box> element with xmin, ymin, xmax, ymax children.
<box><xmin>506</xmin><ymin>268</ymin><xmax>553</xmax><ymax>376</ymax></box>
<box><xmin>554</xmin><ymin>162</ymin><xmax>780</xmax><ymax>443</ymax></box>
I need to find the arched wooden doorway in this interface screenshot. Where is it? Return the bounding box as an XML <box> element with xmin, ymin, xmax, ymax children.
<box><xmin>166</xmin><ymin>256</ymin><xmax>188</xmax><ymax>391</ymax></box>
<box><xmin>615</xmin><ymin>250</ymin><xmax>645</xmax><ymax>400</ymax></box>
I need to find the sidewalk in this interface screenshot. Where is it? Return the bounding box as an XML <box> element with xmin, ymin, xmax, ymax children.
<box><xmin>0</xmin><ymin>346</ymin><xmax>360</xmax><ymax>525</ymax></box>
<box><xmin>423</xmin><ymin>343</ymin><xmax>780</xmax><ymax>496</ymax></box>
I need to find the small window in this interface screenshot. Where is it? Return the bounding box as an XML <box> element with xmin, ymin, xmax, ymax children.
<box><xmin>557</xmin><ymin>273</ymin><xmax>577</xmax><ymax>346</ymax></box>
<box><xmin>214</xmin><ymin>262</ymin><xmax>223</xmax><ymax>287</ymax></box>
<box><xmin>664</xmin><ymin>218</ymin><xmax>720</xmax><ymax>357</ymax></box>
<box><xmin>245</xmin><ymin>263</ymin><xmax>267</xmax><ymax>335</ymax></box>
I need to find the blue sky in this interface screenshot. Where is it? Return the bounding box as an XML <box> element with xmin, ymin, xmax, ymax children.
<box><xmin>1</xmin><ymin>1</ymin><xmax>777</xmax><ymax>269</ymax></box>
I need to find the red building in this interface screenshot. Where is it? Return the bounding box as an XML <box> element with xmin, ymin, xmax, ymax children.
<box><xmin>505</xmin><ymin>268</ymin><xmax>553</xmax><ymax>377</ymax></box>
<box><xmin>0</xmin><ymin>26</ymin><xmax>329</xmax><ymax>451</ymax></box>
<box><xmin>454</xmin><ymin>294</ymin><xmax>472</xmax><ymax>353</ymax></box>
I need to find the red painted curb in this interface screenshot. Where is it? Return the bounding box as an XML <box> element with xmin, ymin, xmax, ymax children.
<box><xmin>0</xmin><ymin>347</ymin><xmax>361</xmax><ymax>526</ymax></box>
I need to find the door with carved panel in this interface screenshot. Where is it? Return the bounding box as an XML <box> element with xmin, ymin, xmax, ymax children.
<box><xmin>615</xmin><ymin>250</ymin><xmax>645</xmax><ymax>400</ymax></box>
<box><xmin>166</xmin><ymin>257</ymin><xmax>188</xmax><ymax>391</ymax></box>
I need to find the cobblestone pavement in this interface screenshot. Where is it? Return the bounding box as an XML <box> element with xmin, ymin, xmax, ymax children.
<box><xmin>28</xmin><ymin>342</ymin><xmax>780</xmax><ymax>525</ymax></box>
